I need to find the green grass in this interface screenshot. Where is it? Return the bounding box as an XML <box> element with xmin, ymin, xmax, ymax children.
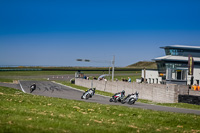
<box><xmin>0</xmin><ymin>71</ymin><xmax>76</xmax><ymax>76</ymax></box>
<box><xmin>0</xmin><ymin>71</ymin><xmax>141</xmax><ymax>83</ymax></box>
<box><xmin>157</xmin><ymin>103</ymin><xmax>200</xmax><ymax>110</ymax></box>
<box><xmin>138</xmin><ymin>99</ymin><xmax>200</xmax><ymax>110</ymax></box>
<box><xmin>127</xmin><ymin>61</ymin><xmax>157</xmax><ymax>69</ymax></box>
<box><xmin>0</xmin><ymin>70</ymin><xmax>140</xmax><ymax>76</ymax></box>
<box><xmin>57</xmin><ymin>81</ymin><xmax>114</xmax><ymax>97</ymax></box>
<box><xmin>0</xmin><ymin>86</ymin><xmax>200</xmax><ymax>133</ymax></box>
<box><xmin>105</xmin><ymin>74</ymin><xmax>141</xmax><ymax>82</ymax></box>
<box><xmin>0</xmin><ymin>78</ymin><xmax>13</xmax><ymax>83</ymax></box>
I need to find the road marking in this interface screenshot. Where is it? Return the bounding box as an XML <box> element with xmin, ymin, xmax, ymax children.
<box><xmin>18</xmin><ymin>81</ymin><xmax>26</xmax><ymax>93</ymax></box>
<box><xmin>52</xmin><ymin>81</ymin><xmax>110</xmax><ymax>98</ymax></box>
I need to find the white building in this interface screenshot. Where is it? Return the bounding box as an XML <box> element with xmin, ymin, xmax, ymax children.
<box><xmin>142</xmin><ymin>45</ymin><xmax>200</xmax><ymax>85</ymax></box>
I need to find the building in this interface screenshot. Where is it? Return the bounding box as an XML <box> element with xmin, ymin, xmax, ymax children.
<box><xmin>142</xmin><ymin>45</ymin><xmax>200</xmax><ymax>85</ymax></box>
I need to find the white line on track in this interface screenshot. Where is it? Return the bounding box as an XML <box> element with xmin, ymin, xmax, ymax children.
<box><xmin>52</xmin><ymin>81</ymin><xmax>111</xmax><ymax>98</ymax></box>
<box><xmin>18</xmin><ymin>80</ymin><xmax>26</xmax><ymax>93</ymax></box>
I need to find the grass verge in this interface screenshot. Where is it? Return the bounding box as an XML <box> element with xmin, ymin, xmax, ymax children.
<box><xmin>0</xmin><ymin>86</ymin><xmax>200</xmax><ymax>133</ymax></box>
<box><xmin>0</xmin><ymin>71</ymin><xmax>140</xmax><ymax>76</ymax></box>
<box><xmin>57</xmin><ymin>81</ymin><xmax>113</xmax><ymax>97</ymax></box>
<box><xmin>0</xmin><ymin>78</ymin><xmax>13</xmax><ymax>83</ymax></box>
<box><xmin>0</xmin><ymin>71</ymin><xmax>76</xmax><ymax>76</ymax></box>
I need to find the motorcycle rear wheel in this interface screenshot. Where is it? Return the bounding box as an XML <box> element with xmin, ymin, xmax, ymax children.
<box><xmin>121</xmin><ymin>100</ymin><xmax>125</xmax><ymax>104</ymax></box>
<box><xmin>114</xmin><ymin>99</ymin><xmax>118</xmax><ymax>103</ymax></box>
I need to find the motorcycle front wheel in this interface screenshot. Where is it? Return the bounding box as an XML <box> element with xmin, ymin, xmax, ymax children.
<box><xmin>109</xmin><ymin>98</ymin><xmax>113</xmax><ymax>102</ymax></box>
<box><xmin>128</xmin><ymin>98</ymin><xmax>135</xmax><ymax>105</ymax></box>
<box><xmin>86</xmin><ymin>94</ymin><xmax>90</xmax><ymax>100</ymax></box>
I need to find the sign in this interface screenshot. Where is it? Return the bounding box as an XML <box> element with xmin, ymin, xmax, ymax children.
<box><xmin>188</xmin><ymin>55</ymin><xmax>194</xmax><ymax>75</ymax></box>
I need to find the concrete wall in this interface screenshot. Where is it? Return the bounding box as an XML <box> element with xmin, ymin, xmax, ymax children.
<box><xmin>75</xmin><ymin>78</ymin><xmax>189</xmax><ymax>103</ymax></box>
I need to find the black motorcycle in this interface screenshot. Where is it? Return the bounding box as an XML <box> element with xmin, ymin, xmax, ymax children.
<box><xmin>109</xmin><ymin>90</ymin><xmax>125</xmax><ymax>103</ymax></box>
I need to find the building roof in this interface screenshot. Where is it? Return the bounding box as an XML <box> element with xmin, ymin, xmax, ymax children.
<box><xmin>160</xmin><ymin>45</ymin><xmax>200</xmax><ymax>50</ymax></box>
<box><xmin>153</xmin><ymin>55</ymin><xmax>200</xmax><ymax>62</ymax></box>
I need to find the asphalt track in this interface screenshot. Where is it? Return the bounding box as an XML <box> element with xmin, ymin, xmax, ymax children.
<box><xmin>9</xmin><ymin>81</ymin><xmax>198</xmax><ymax>115</ymax></box>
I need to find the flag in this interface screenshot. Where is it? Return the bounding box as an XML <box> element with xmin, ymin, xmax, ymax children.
<box><xmin>188</xmin><ymin>55</ymin><xmax>194</xmax><ymax>75</ymax></box>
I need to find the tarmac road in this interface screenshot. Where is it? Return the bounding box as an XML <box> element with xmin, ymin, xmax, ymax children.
<box><xmin>16</xmin><ymin>81</ymin><xmax>200</xmax><ymax>115</ymax></box>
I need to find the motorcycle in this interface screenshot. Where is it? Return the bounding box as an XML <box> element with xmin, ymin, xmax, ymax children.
<box><xmin>30</xmin><ymin>83</ymin><xmax>36</xmax><ymax>93</ymax></box>
<box><xmin>81</xmin><ymin>88</ymin><xmax>96</xmax><ymax>100</ymax></box>
<box><xmin>109</xmin><ymin>90</ymin><xmax>125</xmax><ymax>103</ymax></box>
<box><xmin>121</xmin><ymin>92</ymin><xmax>139</xmax><ymax>105</ymax></box>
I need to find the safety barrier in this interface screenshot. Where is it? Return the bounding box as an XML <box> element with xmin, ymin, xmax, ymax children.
<box><xmin>75</xmin><ymin>78</ymin><xmax>190</xmax><ymax>103</ymax></box>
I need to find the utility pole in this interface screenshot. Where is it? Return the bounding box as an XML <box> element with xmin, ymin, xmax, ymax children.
<box><xmin>112</xmin><ymin>55</ymin><xmax>115</xmax><ymax>81</ymax></box>
<box><xmin>144</xmin><ymin>67</ymin><xmax>146</xmax><ymax>83</ymax></box>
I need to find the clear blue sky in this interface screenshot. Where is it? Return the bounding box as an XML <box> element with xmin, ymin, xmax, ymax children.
<box><xmin>0</xmin><ymin>0</ymin><xmax>200</xmax><ymax>67</ymax></box>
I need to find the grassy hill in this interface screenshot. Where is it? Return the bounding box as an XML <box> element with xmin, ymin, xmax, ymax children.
<box><xmin>127</xmin><ymin>61</ymin><xmax>157</xmax><ymax>69</ymax></box>
<box><xmin>1</xmin><ymin>86</ymin><xmax>200</xmax><ymax>133</ymax></box>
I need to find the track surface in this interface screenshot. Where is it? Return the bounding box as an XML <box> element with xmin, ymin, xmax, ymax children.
<box><xmin>3</xmin><ymin>81</ymin><xmax>200</xmax><ymax>115</ymax></box>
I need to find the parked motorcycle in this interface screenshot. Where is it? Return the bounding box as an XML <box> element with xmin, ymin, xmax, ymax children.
<box><xmin>121</xmin><ymin>92</ymin><xmax>139</xmax><ymax>105</ymax></box>
<box><xmin>81</xmin><ymin>88</ymin><xmax>96</xmax><ymax>100</ymax></box>
<box><xmin>109</xmin><ymin>90</ymin><xmax>125</xmax><ymax>103</ymax></box>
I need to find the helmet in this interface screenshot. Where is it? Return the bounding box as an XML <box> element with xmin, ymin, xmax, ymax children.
<box><xmin>122</xmin><ymin>90</ymin><xmax>125</xmax><ymax>94</ymax></box>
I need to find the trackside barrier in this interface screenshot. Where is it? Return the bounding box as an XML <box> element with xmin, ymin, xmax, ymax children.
<box><xmin>75</xmin><ymin>78</ymin><xmax>190</xmax><ymax>103</ymax></box>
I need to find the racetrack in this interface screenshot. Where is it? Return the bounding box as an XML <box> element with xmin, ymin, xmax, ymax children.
<box><xmin>17</xmin><ymin>81</ymin><xmax>200</xmax><ymax>115</ymax></box>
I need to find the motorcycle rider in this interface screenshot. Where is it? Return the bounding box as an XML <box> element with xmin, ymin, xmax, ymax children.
<box><xmin>82</xmin><ymin>88</ymin><xmax>96</xmax><ymax>99</ymax></box>
<box><xmin>121</xmin><ymin>91</ymin><xmax>139</xmax><ymax>104</ymax></box>
<box><xmin>113</xmin><ymin>90</ymin><xmax>125</xmax><ymax>101</ymax></box>
<box><xmin>30</xmin><ymin>83</ymin><xmax>36</xmax><ymax>93</ymax></box>
<box><xmin>87</xmin><ymin>88</ymin><xmax>95</xmax><ymax>96</ymax></box>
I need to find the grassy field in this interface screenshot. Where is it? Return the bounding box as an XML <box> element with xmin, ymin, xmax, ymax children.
<box><xmin>105</xmin><ymin>75</ymin><xmax>140</xmax><ymax>82</ymax></box>
<box><xmin>0</xmin><ymin>70</ymin><xmax>139</xmax><ymax>76</ymax></box>
<box><xmin>0</xmin><ymin>86</ymin><xmax>200</xmax><ymax>133</ymax></box>
<box><xmin>0</xmin><ymin>78</ymin><xmax>13</xmax><ymax>83</ymax></box>
<box><xmin>0</xmin><ymin>70</ymin><xmax>141</xmax><ymax>82</ymax></box>
<box><xmin>0</xmin><ymin>66</ymin><xmax>143</xmax><ymax>71</ymax></box>
<box><xmin>0</xmin><ymin>71</ymin><xmax>76</xmax><ymax>76</ymax></box>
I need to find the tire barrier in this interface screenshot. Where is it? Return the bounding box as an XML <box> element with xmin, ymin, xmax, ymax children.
<box><xmin>178</xmin><ymin>95</ymin><xmax>200</xmax><ymax>105</ymax></box>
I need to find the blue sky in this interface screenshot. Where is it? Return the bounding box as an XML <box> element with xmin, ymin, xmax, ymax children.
<box><xmin>0</xmin><ymin>0</ymin><xmax>200</xmax><ymax>67</ymax></box>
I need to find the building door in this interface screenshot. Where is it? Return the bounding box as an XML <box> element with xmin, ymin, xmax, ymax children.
<box><xmin>177</xmin><ymin>70</ymin><xmax>181</xmax><ymax>80</ymax></box>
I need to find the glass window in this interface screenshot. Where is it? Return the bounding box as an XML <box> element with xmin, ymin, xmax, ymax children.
<box><xmin>166</xmin><ymin>68</ymin><xmax>187</xmax><ymax>80</ymax></box>
<box><xmin>164</xmin><ymin>48</ymin><xmax>200</xmax><ymax>57</ymax></box>
<box><xmin>165</xmin><ymin>49</ymin><xmax>184</xmax><ymax>56</ymax></box>
<box><xmin>165</xmin><ymin>49</ymin><xmax>170</xmax><ymax>55</ymax></box>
